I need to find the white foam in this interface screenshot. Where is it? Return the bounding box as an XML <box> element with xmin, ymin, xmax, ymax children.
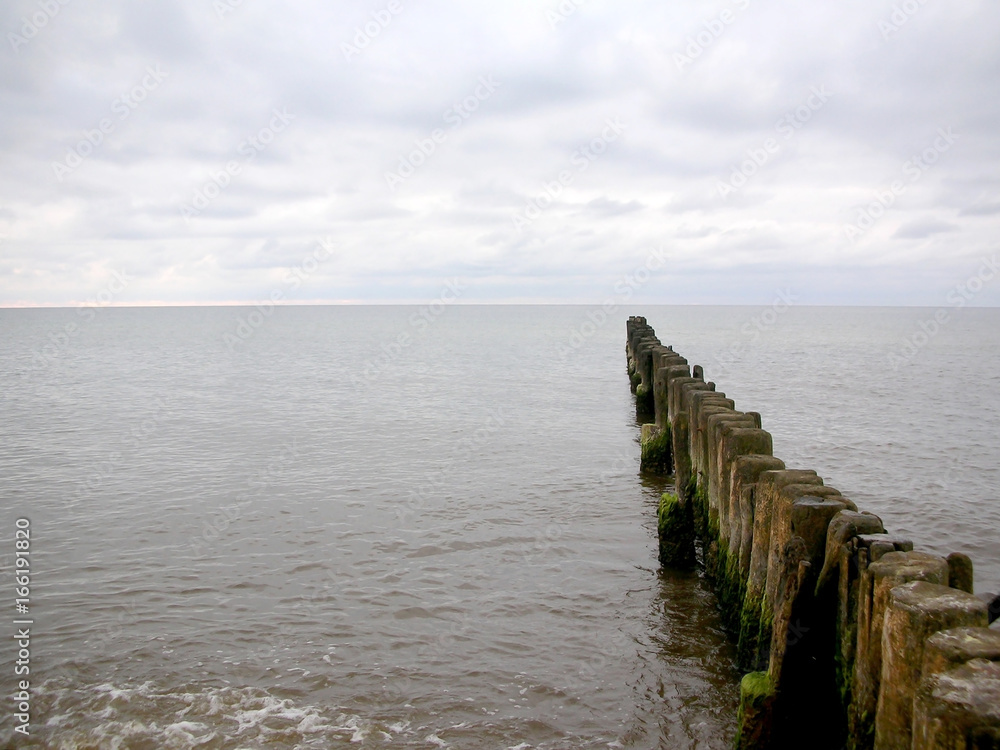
<box><xmin>34</xmin><ymin>680</ymin><xmax>526</xmax><ymax>748</ymax></box>
<box><xmin>232</xmin><ymin>694</ymin><xmax>313</xmax><ymax>734</ymax></box>
<box><xmin>61</xmin><ymin>682</ymin><xmax>336</xmax><ymax>748</ymax></box>
<box><xmin>334</xmin><ymin>713</ymin><xmax>368</xmax><ymax>742</ymax></box>
<box><xmin>94</xmin><ymin>683</ymin><xmax>133</xmax><ymax>702</ymax></box>
<box><xmin>296</xmin><ymin>712</ymin><xmax>334</xmax><ymax>734</ymax></box>
<box><xmin>164</xmin><ymin>721</ymin><xmax>214</xmax><ymax>746</ymax></box>
<box><xmin>166</xmin><ymin>721</ymin><xmax>206</xmax><ymax>733</ymax></box>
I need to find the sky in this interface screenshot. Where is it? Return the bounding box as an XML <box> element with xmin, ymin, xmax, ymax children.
<box><xmin>1</xmin><ymin>0</ymin><xmax>999</xmax><ymax>306</ymax></box>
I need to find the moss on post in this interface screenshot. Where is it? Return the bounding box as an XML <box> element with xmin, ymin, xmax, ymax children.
<box><xmin>738</xmin><ymin>589</ymin><xmax>768</xmax><ymax>672</ymax></box>
<box><xmin>692</xmin><ymin>480</ymin><xmax>710</xmax><ymax>541</ymax></box>
<box><xmin>719</xmin><ymin>544</ymin><xmax>748</xmax><ymax>633</ymax></box>
<box><xmin>658</xmin><ymin>492</ymin><xmax>695</xmax><ymax>569</ymax></box>
<box><xmin>736</xmin><ymin>671</ymin><xmax>776</xmax><ymax>750</ymax></box>
<box><xmin>635</xmin><ymin>383</ymin><xmax>654</xmax><ymax>416</ymax></box>
<box><xmin>640</xmin><ymin>423</ymin><xmax>673</xmax><ymax>474</ymax></box>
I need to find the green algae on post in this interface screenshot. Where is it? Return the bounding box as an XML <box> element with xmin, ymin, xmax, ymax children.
<box><xmin>736</xmin><ymin>671</ymin><xmax>775</xmax><ymax>750</ymax></box>
<box><xmin>640</xmin><ymin>422</ymin><xmax>672</xmax><ymax>475</ymax></box>
<box><xmin>658</xmin><ymin>492</ymin><xmax>695</xmax><ymax>569</ymax></box>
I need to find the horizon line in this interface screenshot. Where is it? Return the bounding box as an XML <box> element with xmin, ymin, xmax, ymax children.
<box><xmin>2</xmin><ymin>301</ymin><xmax>1000</xmax><ymax>310</ymax></box>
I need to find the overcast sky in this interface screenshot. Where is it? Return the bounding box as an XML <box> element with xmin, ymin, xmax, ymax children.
<box><xmin>2</xmin><ymin>0</ymin><xmax>999</xmax><ymax>306</ymax></box>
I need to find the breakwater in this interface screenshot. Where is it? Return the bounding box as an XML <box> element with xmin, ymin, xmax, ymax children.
<box><xmin>626</xmin><ymin>316</ymin><xmax>1000</xmax><ymax>750</ymax></box>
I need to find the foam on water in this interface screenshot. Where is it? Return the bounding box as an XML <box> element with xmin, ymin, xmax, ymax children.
<box><xmin>21</xmin><ymin>678</ymin><xmax>510</xmax><ymax>748</ymax></box>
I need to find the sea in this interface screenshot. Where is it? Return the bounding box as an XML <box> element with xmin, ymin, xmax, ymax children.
<box><xmin>0</xmin><ymin>305</ymin><xmax>997</xmax><ymax>749</ymax></box>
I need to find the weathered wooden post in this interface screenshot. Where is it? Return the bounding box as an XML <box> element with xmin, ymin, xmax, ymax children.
<box><xmin>625</xmin><ymin>318</ymin><xmax>998</xmax><ymax>750</ymax></box>
<box><xmin>875</xmin><ymin>582</ymin><xmax>989</xmax><ymax>749</ymax></box>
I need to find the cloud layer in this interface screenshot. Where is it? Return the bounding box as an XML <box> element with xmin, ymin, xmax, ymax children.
<box><xmin>2</xmin><ymin>0</ymin><xmax>999</xmax><ymax>305</ymax></box>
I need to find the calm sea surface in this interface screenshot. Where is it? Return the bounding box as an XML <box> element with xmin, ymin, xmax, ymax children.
<box><xmin>0</xmin><ymin>305</ymin><xmax>997</xmax><ymax>749</ymax></box>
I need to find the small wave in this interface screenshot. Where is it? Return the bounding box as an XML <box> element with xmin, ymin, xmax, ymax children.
<box><xmin>20</xmin><ymin>681</ymin><xmax>341</xmax><ymax>748</ymax></box>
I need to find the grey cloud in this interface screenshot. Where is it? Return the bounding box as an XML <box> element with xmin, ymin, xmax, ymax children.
<box><xmin>891</xmin><ymin>219</ymin><xmax>960</xmax><ymax>240</ymax></box>
<box><xmin>959</xmin><ymin>200</ymin><xmax>1000</xmax><ymax>217</ymax></box>
<box><xmin>584</xmin><ymin>196</ymin><xmax>643</xmax><ymax>216</ymax></box>
<box><xmin>1</xmin><ymin>0</ymin><xmax>999</xmax><ymax>305</ymax></box>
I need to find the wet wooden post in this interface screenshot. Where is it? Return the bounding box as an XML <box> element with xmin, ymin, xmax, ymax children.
<box><xmin>912</xmin><ymin>627</ymin><xmax>1000</xmax><ymax>748</ymax></box>
<box><xmin>852</xmin><ymin>551</ymin><xmax>950</xmax><ymax>748</ymax></box>
<box><xmin>875</xmin><ymin>582</ymin><xmax>988</xmax><ymax>750</ymax></box>
<box><xmin>624</xmin><ymin>318</ymin><xmax>997</xmax><ymax>750</ymax></box>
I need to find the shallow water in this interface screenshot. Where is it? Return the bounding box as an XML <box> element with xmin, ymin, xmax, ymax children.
<box><xmin>0</xmin><ymin>305</ymin><xmax>996</xmax><ymax>748</ymax></box>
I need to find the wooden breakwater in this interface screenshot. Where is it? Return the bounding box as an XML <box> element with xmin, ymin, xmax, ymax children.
<box><xmin>625</xmin><ymin>316</ymin><xmax>1000</xmax><ymax>750</ymax></box>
